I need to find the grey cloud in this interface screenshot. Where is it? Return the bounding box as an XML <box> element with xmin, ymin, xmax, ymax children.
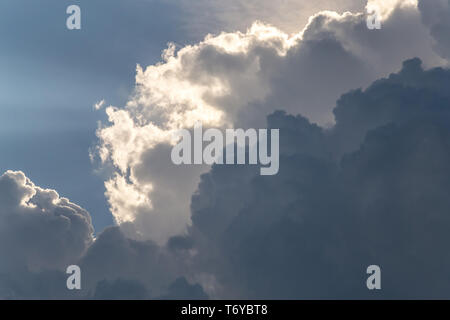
<box><xmin>0</xmin><ymin>171</ymin><xmax>207</xmax><ymax>299</ymax></box>
<box><xmin>79</xmin><ymin>226</ymin><xmax>208</xmax><ymax>299</ymax></box>
<box><xmin>0</xmin><ymin>171</ymin><xmax>94</xmax><ymax>271</ymax></box>
<box><xmin>175</xmin><ymin>0</ymin><xmax>365</xmax><ymax>35</ymax></box>
<box><xmin>95</xmin><ymin>3</ymin><xmax>447</xmax><ymax>246</ymax></box>
<box><xmin>0</xmin><ymin>269</ymin><xmax>70</xmax><ymax>299</ymax></box>
<box><xmin>4</xmin><ymin>0</ymin><xmax>450</xmax><ymax>300</ymax></box>
<box><xmin>3</xmin><ymin>59</ymin><xmax>450</xmax><ymax>299</ymax></box>
<box><xmin>188</xmin><ymin>59</ymin><xmax>450</xmax><ymax>298</ymax></box>
<box><xmin>331</xmin><ymin>58</ymin><xmax>450</xmax><ymax>155</ymax></box>
<box><xmin>418</xmin><ymin>0</ymin><xmax>450</xmax><ymax>61</ymax></box>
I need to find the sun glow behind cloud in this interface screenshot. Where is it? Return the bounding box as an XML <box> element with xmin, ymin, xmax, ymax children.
<box><xmin>95</xmin><ymin>23</ymin><xmax>295</xmax><ymax>243</ymax></box>
<box><xmin>95</xmin><ymin>0</ymin><xmax>444</xmax><ymax>245</ymax></box>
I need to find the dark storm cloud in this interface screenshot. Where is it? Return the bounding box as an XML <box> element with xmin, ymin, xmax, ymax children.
<box><xmin>188</xmin><ymin>58</ymin><xmax>450</xmax><ymax>298</ymax></box>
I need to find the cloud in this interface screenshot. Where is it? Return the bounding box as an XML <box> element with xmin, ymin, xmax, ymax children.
<box><xmin>95</xmin><ymin>0</ymin><xmax>447</xmax><ymax>245</ymax></box>
<box><xmin>5</xmin><ymin>0</ymin><xmax>450</xmax><ymax>299</ymax></box>
<box><xmin>0</xmin><ymin>170</ymin><xmax>94</xmax><ymax>298</ymax></box>
<box><xmin>418</xmin><ymin>0</ymin><xmax>450</xmax><ymax>61</ymax></box>
<box><xmin>189</xmin><ymin>59</ymin><xmax>450</xmax><ymax>298</ymax></box>
<box><xmin>0</xmin><ymin>172</ymin><xmax>205</xmax><ymax>299</ymax></box>
<box><xmin>174</xmin><ymin>0</ymin><xmax>365</xmax><ymax>35</ymax></box>
<box><xmin>0</xmin><ymin>171</ymin><xmax>94</xmax><ymax>271</ymax></box>
<box><xmin>91</xmin><ymin>275</ymin><xmax>208</xmax><ymax>300</ymax></box>
<box><xmin>91</xmin><ymin>278</ymin><xmax>149</xmax><ymax>300</ymax></box>
<box><xmin>93</xmin><ymin>100</ymin><xmax>106</xmax><ymax>111</ymax></box>
<box><xmin>157</xmin><ymin>277</ymin><xmax>208</xmax><ymax>300</ymax></box>
<box><xmin>9</xmin><ymin>58</ymin><xmax>450</xmax><ymax>299</ymax></box>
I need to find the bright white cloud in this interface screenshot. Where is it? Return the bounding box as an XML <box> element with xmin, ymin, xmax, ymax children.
<box><xmin>93</xmin><ymin>99</ymin><xmax>105</xmax><ymax>111</ymax></box>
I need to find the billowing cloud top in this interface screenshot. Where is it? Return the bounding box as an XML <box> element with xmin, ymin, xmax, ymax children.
<box><xmin>0</xmin><ymin>171</ymin><xmax>94</xmax><ymax>298</ymax></box>
<box><xmin>95</xmin><ymin>0</ymin><xmax>447</xmax><ymax>245</ymax></box>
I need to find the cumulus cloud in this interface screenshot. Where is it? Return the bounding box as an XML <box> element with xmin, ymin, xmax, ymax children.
<box><xmin>157</xmin><ymin>277</ymin><xmax>208</xmax><ymax>300</ymax></box>
<box><xmin>189</xmin><ymin>59</ymin><xmax>450</xmax><ymax>298</ymax></box>
<box><xmin>418</xmin><ymin>0</ymin><xmax>450</xmax><ymax>61</ymax></box>
<box><xmin>77</xmin><ymin>225</ymin><xmax>208</xmax><ymax>299</ymax></box>
<box><xmin>0</xmin><ymin>171</ymin><xmax>94</xmax><ymax>298</ymax></box>
<box><xmin>95</xmin><ymin>0</ymin><xmax>447</xmax><ymax>245</ymax></box>
<box><xmin>79</xmin><ymin>226</ymin><xmax>186</xmax><ymax>297</ymax></box>
<box><xmin>7</xmin><ymin>58</ymin><xmax>450</xmax><ymax>299</ymax></box>
<box><xmin>93</xmin><ymin>100</ymin><xmax>106</xmax><ymax>111</ymax></box>
<box><xmin>5</xmin><ymin>0</ymin><xmax>450</xmax><ymax>300</ymax></box>
<box><xmin>175</xmin><ymin>0</ymin><xmax>365</xmax><ymax>35</ymax></box>
<box><xmin>0</xmin><ymin>171</ymin><xmax>94</xmax><ymax>271</ymax></box>
<box><xmin>91</xmin><ymin>278</ymin><xmax>149</xmax><ymax>300</ymax></box>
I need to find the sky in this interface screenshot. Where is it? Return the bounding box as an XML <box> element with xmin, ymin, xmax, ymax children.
<box><xmin>1</xmin><ymin>0</ymin><xmax>450</xmax><ymax>299</ymax></box>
